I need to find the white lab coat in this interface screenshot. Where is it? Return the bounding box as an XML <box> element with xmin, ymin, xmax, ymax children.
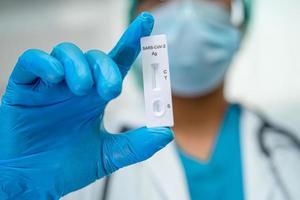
<box><xmin>63</xmin><ymin>108</ymin><xmax>300</xmax><ymax>200</ymax></box>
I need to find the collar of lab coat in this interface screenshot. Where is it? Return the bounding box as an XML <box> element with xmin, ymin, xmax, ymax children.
<box><xmin>241</xmin><ymin>109</ymin><xmax>286</xmax><ymax>199</ymax></box>
<box><xmin>145</xmin><ymin>141</ymin><xmax>190</xmax><ymax>200</ymax></box>
<box><xmin>144</xmin><ymin>108</ymin><xmax>284</xmax><ymax>200</ymax></box>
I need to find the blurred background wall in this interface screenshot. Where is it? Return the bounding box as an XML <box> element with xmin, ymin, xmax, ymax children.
<box><xmin>227</xmin><ymin>0</ymin><xmax>300</xmax><ymax>131</ymax></box>
<box><xmin>0</xmin><ymin>0</ymin><xmax>299</xmax><ymax>131</ymax></box>
<box><xmin>0</xmin><ymin>0</ymin><xmax>129</xmax><ymax>93</ymax></box>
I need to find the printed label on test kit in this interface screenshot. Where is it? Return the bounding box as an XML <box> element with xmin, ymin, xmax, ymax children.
<box><xmin>140</xmin><ymin>34</ymin><xmax>174</xmax><ymax>128</ymax></box>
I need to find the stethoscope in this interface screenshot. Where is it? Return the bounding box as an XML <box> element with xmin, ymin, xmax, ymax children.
<box><xmin>258</xmin><ymin>116</ymin><xmax>300</xmax><ymax>200</ymax></box>
<box><xmin>101</xmin><ymin>116</ymin><xmax>300</xmax><ymax>200</ymax></box>
<box><xmin>101</xmin><ymin>176</ymin><xmax>111</xmax><ymax>200</ymax></box>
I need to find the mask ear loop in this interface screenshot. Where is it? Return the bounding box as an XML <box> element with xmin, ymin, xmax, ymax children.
<box><xmin>231</xmin><ymin>0</ymin><xmax>245</xmax><ymax>27</ymax></box>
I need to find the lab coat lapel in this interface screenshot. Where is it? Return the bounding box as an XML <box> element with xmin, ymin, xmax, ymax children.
<box><xmin>145</xmin><ymin>142</ymin><xmax>190</xmax><ymax>200</ymax></box>
<box><xmin>241</xmin><ymin>109</ymin><xmax>282</xmax><ymax>200</ymax></box>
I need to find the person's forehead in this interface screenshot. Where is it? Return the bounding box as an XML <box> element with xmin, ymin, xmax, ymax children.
<box><xmin>136</xmin><ymin>0</ymin><xmax>232</xmax><ymax>10</ymax></box>
<box><xmin>136</xmin><ymin>0</ymin><xmax>232</xmax><ymax>5</ymax></box>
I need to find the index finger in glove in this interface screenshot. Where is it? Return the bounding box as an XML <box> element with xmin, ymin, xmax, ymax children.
<box><xmin>109</xmin><ymin>12</ymin><xmax>154</xmax><ymax>78</ymax></box>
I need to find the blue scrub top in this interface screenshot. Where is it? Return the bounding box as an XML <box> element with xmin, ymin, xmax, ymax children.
<box><xmin>177</xmin><ymin>104</ymin><xmax>244</xmax><ymax>200</ymax></box>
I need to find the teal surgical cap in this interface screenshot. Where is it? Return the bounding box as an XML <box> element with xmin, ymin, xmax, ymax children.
<box><xmin>129</xmin><ymin>0</ymin><xmax>253</xmax><ymax>31</ymax></box>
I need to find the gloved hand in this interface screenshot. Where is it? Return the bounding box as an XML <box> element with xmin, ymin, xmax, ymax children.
<box><xmin>0</xmin><ymin>12</ymin><xmax>173</xmax><ymax>200</ymax></box>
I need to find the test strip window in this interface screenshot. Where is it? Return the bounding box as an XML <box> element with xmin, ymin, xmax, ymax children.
<box><xmin>151</xmin><ymin>63</ymin><xmax>160</xmax><ymax>90</ymax></box>
<box><xmin>140</xmin><ymin>34</ymin><xmax>174</xmax><ymax>128</ymax></box>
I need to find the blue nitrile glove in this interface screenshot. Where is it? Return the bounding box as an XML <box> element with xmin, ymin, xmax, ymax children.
<box><xmin>0</xmin><ymin>12</ymin><xmax>173</xmax><ymax>200</ymax></box>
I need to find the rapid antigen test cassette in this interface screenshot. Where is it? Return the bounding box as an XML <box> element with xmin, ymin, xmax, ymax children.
<box><xmin>140</xmin><ymin>34</ymin><xmax>174</xmax><ymax>128</ymax></box>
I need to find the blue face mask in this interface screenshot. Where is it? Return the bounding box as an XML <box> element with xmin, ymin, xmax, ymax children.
<box><xmin>149</xmin><ymin>0</ymin><xmax>242</xmax><ymax>97</ymax></box>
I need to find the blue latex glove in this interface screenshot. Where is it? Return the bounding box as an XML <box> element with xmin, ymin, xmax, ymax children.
<box><xmin>0</xmin><ymin>12</ymin><xmax>173</xmax><ymax>200</ymax></box>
